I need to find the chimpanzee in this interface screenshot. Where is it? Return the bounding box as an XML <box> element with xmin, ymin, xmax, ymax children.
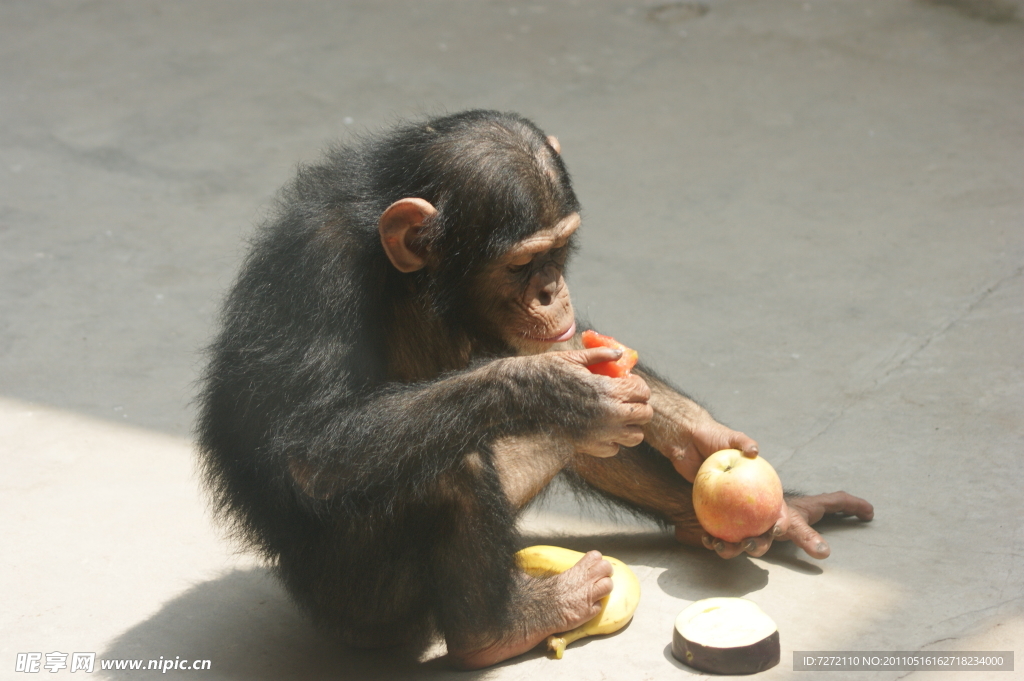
<box><xmin>196</xmin><ymin>110</ymin><xmax>873</xmax><ymax>669</ymax></box>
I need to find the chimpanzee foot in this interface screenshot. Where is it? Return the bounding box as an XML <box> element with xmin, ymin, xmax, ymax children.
<box><xmin>448</xmin><ymin>551</ymin><xmax>613</xmax><ymax>670</ymax></box>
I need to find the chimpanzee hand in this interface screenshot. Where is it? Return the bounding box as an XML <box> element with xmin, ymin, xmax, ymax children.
<box><xmin>691</xmin><ymin>491</ymin><xmax>874</xmax><ymax>560</ymax></box>
<box><xmin>544</xmin><ymin>347</ymin><xmax>653</xmax><ymax>458</ymax></box>
<box><xmin>658</xmin><ymin>408</ymin><xmax>759</xmax><ymax>483</ymax></box>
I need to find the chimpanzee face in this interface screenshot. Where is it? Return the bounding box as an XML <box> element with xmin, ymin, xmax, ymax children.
<box><xmin>476</xmin><ymin>212</ymin><xmax>580</xmax><ymax>355</ymax></box>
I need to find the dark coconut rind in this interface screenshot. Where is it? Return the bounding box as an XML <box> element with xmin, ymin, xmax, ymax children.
<box><xmin>672</xmin><ymin>629</ymin><xmax>780</xmax><ymax>675</ymax></box>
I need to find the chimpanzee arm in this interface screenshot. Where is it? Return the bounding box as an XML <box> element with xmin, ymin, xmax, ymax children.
<box><xmin>568</xmin><ymin>365</ymin><xmax>873</xmax><ymax>556</ymax></box>
<box><xmin>566</xmin><ymin>365</ymin><xmax>757</xmax><ymax>542</ymax></box>
<box><xmin>259</xmin><ymin>356</ymin><xmax>605</xmax><ymax>502</ymax></box>
<box><xmin>568</xmin><ymin>439</ymin><xmax>704</xmax><ymax>540</ymax></box>
<box><xmin>557</xmin><ymin>329</ymin><xmax>750</xmax><ymax>477</ymax></box>
<box><xmin>637</xmin><ymin>368</ymin><xmax>760</xmax><ymax>483</ymax></box>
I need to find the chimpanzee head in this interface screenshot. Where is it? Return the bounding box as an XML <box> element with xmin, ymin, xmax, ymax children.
<box><xmin>375</xmin><ymin>110</ymin><xmax>581</xmax><ymax>354</ymax></box>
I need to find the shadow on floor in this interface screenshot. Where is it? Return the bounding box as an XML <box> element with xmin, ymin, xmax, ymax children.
<box><xmin>521</xmin><ymin>518</ymin><xmax>873</xmax><ymax>601</ymax></box>
<box><xmin>99</xmin><ymin>521</ymin><xmax>869</xmax><ymax>679</ymax></box>
<box><xmin>97</xmin><ymin>569</ymin><xmax>474</xmax><ymax>681</ymax></box>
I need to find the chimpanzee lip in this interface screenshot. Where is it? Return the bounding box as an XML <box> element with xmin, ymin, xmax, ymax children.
<box><xmin>531</xmin><ymin>320</ymin><xmax>576</xmax><ymax>343</ymax></box>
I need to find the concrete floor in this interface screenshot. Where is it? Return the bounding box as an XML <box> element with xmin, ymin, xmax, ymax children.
<box><xmin>2</xmin><ymin>1</ymin><xmax>1022</xmax><ymax>679</ymax></box>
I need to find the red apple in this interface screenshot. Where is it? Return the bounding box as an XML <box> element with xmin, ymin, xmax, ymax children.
<box><xmin>692</xmin><ymin>449</ymin><xmax>784</xmax><ymax>544</ymax></box>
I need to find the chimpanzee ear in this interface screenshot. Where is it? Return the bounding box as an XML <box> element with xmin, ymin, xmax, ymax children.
<box><xmin>378</xmin><ymin>198</ymin><xmax>438</xmax><ymax>273</ymax></box>
<box><xmin>546</xmin><ymin>135</ymin><xmax>561</xmax><ymax>155</ymax></box>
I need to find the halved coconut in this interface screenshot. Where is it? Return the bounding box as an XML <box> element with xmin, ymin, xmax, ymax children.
<box><xmin>672</xmin><ymin>598</ymin><xmax>780</xmax><ymax>675</ymax></box>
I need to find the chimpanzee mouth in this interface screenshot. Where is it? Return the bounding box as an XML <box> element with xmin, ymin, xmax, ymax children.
<box><xmin>531</xmin><ymin>320</ymin><xmax>576</xmax><ymax>344</ymax></box>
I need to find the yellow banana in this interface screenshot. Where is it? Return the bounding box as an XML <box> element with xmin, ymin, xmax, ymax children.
<box><xmin>515</xmin><ymin>545</ymin><xmax>641</xmax><ymax>659</ymax></box>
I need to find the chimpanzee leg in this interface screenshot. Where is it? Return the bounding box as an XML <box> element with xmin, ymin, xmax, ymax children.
<box><xmin>434</xmin><ymin>441</ymin><xmax>612</xmax><ymax>669</ymax></box>
<box><xmin>567</xmin><ymin>441</ymin><xmax>704</xmax><ymax>542</ymax></box>
<box><xmin>429</xmin><ymin>446</ymin><xmax>546</xmax><ymax>665</ymax></box>
<box><xmin>488</xmin><ymin>434</ymin><xmax>575</xmax><ymax>509</ymax></box>
<box><xmin>276</xmin><ymin>511</ymin><xmax>436</xmax><ymax>650</ymax></box>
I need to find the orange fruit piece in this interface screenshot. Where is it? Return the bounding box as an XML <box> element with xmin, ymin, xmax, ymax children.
<box><xmin>581</xmin><ymin>330</ymin><xmax>639</xmax><ymax>378</ymax></box>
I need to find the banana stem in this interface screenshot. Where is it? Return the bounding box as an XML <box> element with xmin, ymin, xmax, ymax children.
<box><xmin>546</xmin><ymin>635</ymin><xmax>566</xmax><ymax>659</ymax></box>
<box><xmin>546</xmin><ymin>628</ymin><xmax>589</xmax><ymax>659</ymax></box>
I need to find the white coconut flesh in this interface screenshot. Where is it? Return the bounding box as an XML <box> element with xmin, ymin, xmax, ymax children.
<box><xmin>672</xmin><ymin>598</ymin><xmax>780</xmax><ymax>675</ymax></box>
<box><xmin>679</xmin><ymin>602</ymin><xmax>776</xmax><ymax>646</ymax></box>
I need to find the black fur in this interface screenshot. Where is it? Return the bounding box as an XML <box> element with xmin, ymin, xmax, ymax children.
<box><xmin>196</xmin><ymin>111</ymin><xmax>602</xmax><ymax>652</ymax></box>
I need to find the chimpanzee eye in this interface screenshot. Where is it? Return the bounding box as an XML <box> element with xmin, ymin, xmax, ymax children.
<box><xmin>507</xmin><ymin>252</ymin><xmax>534</xmax><ymax>274</ymax></box>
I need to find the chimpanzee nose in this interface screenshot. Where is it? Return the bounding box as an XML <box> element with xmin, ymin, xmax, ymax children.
<box><xmin>537</xmin><ymin>274</ymin><xmax>561</xmax><ymax>306</ymax></box>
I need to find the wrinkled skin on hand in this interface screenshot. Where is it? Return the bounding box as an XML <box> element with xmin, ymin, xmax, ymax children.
<box><xmin>668</xmin><ymin>418</ymin><xmax>874</xmax><ymax>560</ymax></box>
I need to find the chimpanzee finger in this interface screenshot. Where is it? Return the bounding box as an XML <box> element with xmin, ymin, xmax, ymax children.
<box><xmin>560</xmin><ymin>346</ymin><xmax>623</xmax><ymax>368</ymax></box>
<box><xmin>741</xmin><ymin>533</ymin><xmax>773</xmax><ymax>558</ymax></box>
<box><xmin>604</xmin><ymin>396</ymin><xmax>650</xmax><ymax>427</ymax></box>
<box><xmin>729</xmin><ymin>431</ymin><xmax>759</xmax><ymax>458</ymax></box>
<box><xmin>593</xmin><ymin>576</ymin><xmax>614</xmax><ymax>603</ymax></box>
<box><xmin>786</xmin><ymin>513</ymin><xmax>831</xmax><ymax>559</ymax></box>
<box><xmin>815</xmin><ymin>491</ymin><xmax>875</xmax><ymax>521</ymax></box>
<box><xmin>623</xmin><ymin>402</ymin><xmax>654</xmax><ymax>426</ymax></box>
<box><xmin>771</xmin><ymin>502</ymin><xmax>791</xmax><ymax>539</ymax></box>
<box><xmin>702</xmin><ymin>533</ymin><xmax>747</xmax><ymax>559</ymax></box>
<box><xmin>622</xmin><ymin>373</ymin><xmax>651</xmax><ymax>401</ymax></box>
<box><xmin>611</xmin><ymin>425</ymin><xmax>646</xmax><ymax>448</ymax></box>
<box><xmin>602</xmin><ymin>371</ymin><xmax>649</xmax><ymax>403</ymax></box>
<box><xmin>579</xmin><ymin>440</ymin><xmax>621</xmax><ymax>458</ymax></box>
